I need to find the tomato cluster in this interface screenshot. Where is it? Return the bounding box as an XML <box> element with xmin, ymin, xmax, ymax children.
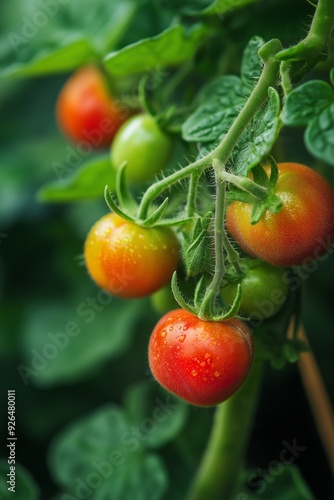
<box><xmin>70</xmin><ymin>66</ymin><xmax>334</xmax><ymax>409</ymax></box>
<box><xmin>56</xmin><ymin>66</ymin><xmax>173</xmax><ymax>183</ymax></box>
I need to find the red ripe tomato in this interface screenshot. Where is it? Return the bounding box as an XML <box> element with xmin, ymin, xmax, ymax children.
<box><xmin>226</xmin><ymin>162</ymin><xmax>334</xmax><ymax>267</ymax></box>
<box><xmin>148</xmin><ymin>309</ymin><xmax>253</xmax><ymax>406</ymax></box>
<box><xmin>56</xmin><ymin>66</ymin><xmax>127</xmax><ymax>147</ymax></box>
<box><xmin>84</xmin><ymin>213</ymin><xmax>179</xmax><ymax>298</ymax></box>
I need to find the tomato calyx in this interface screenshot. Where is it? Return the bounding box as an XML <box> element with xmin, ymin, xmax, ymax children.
<box><xmin>104</xmin><ymin>162</ymin><xmax>191</xmax><ymax>229</ymax></box>
<box><xmin>226</xmin><ymin>157</ymin><xmax>283</xmax><ymax>224</ymax></box>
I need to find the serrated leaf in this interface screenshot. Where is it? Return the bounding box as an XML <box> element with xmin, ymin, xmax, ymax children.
<box><xmin>232</xmin><ymin>88</ymin><xmax>281</xmax><ymax>175</ymax></box>
<box><xmin>241</xmin><ymin>36</ymin><xmax>265</xmax><ymax>87</ymax></box>
<box><xmin>38</xmin><ymin>155</ymin><xmax>115</xmax><ymax>203</ymax></box>
<box><xmin>124</xmin><ymin>381</ymin><xmax>188</xmax><ymax>449</ymax></box>
<box><xmin>282</xmin><ymin>80</ymin><xmax>334</xmax><ymax>127</ymax></box>
<box><xmin>104</xmin><ymin>24</ymin><xmax>209</xmax><ymax>76</ymax></box>
<box><xmin>0</xmin><ymin>461</ymin><xmax>39</xmax><ymax>500</ymax></box>
<box><xmin>182</xmin><ymin>75</ymin><xmax>248</xmax><ymax>142</ymax></box>
<box><xmin>171</xmin><ymin>272</ymin><xmax>197</xmax><ymax>314</ymax></box>
<box><xmin>305</xmin><ymin>103</ymin><xmax>334</xmax><ymax>166</ymax></box>
<box><xmin>104</xmin><ymin>186</ymin><xmax>136</xmax><ymax>222</ymax></box>
<box><xmin>48</xmin><ymin>405</ymin><xmax>168</xmax><ymax>500</ymax></box>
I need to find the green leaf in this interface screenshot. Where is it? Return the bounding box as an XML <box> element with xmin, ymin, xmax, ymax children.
<box><xmin>124</xmin><ymin>381</ymin><xmax>188</xmax><ymax>448</ymax></box>
<box><xmin>182</xmin><ymin>75</ymin><xmax>247</xmax><ymax>142</ymax></box>
<box><xmin>19</xmin><ymin>298</ymin><xmax>143</xmax><ymax>386</ymax></box>
<box><xmin>232</xmin><ymin>88</ymin><xmax>281</xmax><ymax>175</ymax></box>
<box><xmin>199</xmin><ymin>0</ymin><xmax>260</xmax><ymax>15</ymax></box>
<box><xmin>104</xmin><ymin>24</ymin><xmax>209</xmax><ymax>76</ymax></box>
<box><xmin>0</xmin><ymin>0</ymin><xmax>137</xmax><ymax>78</ymax></box>
<box><xmin>182</xmin><ymin>37</ymin><xmax>267</xmax><ymax>145</ymax></box>
<box><xmin>305</xmin><ymin>103</ymin><xmax>334</xmax><ymax>166</ymax></box>
<box><xmin>0</xmin><ymin>38</ymin><xmax>95</xmax><ymax>79</ymax></box>
<box><xmin>238</xmin><ymin>464</ymin><xmax>315</xmax><ymax>499</ymax></box>
<box><xmin>241</xmin><ymin>36</ymin><xmax>265</xmax><ymax>87</ymax></box>
<box><xmin>282</xmin><ymin>80</ymin><xmax>334</xmax><ymax>127</ymax></box>
<box><xmin>0</xmin><ymin>460</ymin><xmax>39</xmax><ymax>500</ymax></box>
<box><xmin>38</xmin><ymin>155</ymin><xmax>116</xmax><ymax>203</ymax></box>
<box><xmin>49</xmin><ymin>405</ymin><xmax>168</xmax><ymax>500</ymax></box>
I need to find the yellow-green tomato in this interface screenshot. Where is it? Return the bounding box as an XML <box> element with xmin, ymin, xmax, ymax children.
<box><xmin>221</xmin><ymin>258</ymin><xmax>289</xmax><ymax>321</ymax></box>
<box><xmin>110</xmin><ymin>114</ymin><xmax>173</xmax><ymax>183</ymax></box>
<box><xmin>151</xmin><ymin>285</ymin><xmax>178</xmax><ymax>315</ymax></box>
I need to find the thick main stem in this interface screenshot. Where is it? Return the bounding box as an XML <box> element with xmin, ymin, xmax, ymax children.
<box><xmin>186</xmin><ymin>358</ymin><xmax>263</xmax><ymax>500</ymax></box>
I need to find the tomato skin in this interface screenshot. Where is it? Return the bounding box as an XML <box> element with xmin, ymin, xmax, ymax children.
<box><xmin>84</xmin><ymin>213</ymin><xmax>179</xmax><ymax>298</ymax></box>
<box><xmin>56</xmin><ymin>66</ymin><xmax>126</xmax><ymax>147</ymax></box>
<box><xmin>221</xmin><ymin>258</ymin><xmax>289</xmax><ymax>319</ymax></box>
<box><xmin>148</xmin><ymin>309</ymin><xmax>253</xmax><ymax>407</ymax></box>
<box><xmin>110</xmin><ymin>114</ymin><xmax>173</xmax><ymax>183</ymax></box>
<box><xmin>227</xmin><ymin>162</ymin><xmax>334</xmax><ymax>267</ymax></box>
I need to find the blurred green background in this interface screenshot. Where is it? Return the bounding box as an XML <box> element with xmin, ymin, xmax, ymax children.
<box><xmin>0</xmin><ymin>0</ymin><xmax>333</xmax><ymax>499</ymax></box>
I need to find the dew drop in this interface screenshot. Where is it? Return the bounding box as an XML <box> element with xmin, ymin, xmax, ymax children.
<box><xmin>200</xmin><ymin>361</ymin><xmax>206</xmax><ymax>367</ymax></box>
<box><xmin>178</xmin><ymin>335</ymin><xmax>186</xmax><ymax>343</ymax></box>
<box><xmin>214</xmin><ymin>371</ymin><xmax>220</xmax><ymax>377</ymax></box>
<box><xmin>161</xmin><ymin>330</ymin><xmax>167</xmax><ymax>338</ymax></box>
<box><xmin>168</xmin><ymin>326</ymin><xmax>173</xmax><ymax>332</ymax></box>
<box><xmin>191</xmin><ymin>370</ymin><xmax>198</xmax><ymax>377</ymax></box>
<box><xmin>183</xmin><ymin>325</ymin><xmax>188</xmax><ymax>331</ymax></box>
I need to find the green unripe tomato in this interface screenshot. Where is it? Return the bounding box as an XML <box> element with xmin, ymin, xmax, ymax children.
<box><xmin>221</xmin><ymin>258</ymin><xmax>289</xmax><ymax>321</ymax></box>
<box><xmin>110</xmin><ymin>114</ymin><xmax>173</xmax><ymax>183</ymax></box>
<box><xmin>151</xmin><ymin>285</ymin><xmax>178</xmax><ymax>315</ymax></box>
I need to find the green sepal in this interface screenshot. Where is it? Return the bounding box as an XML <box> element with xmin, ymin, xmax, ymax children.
<box><xmin>104</xmin><ymin>186</ymin><xmax>136</xmax><ymax>222</ymax></box>
<box><xmin>155</xmin><ymin>216</ymin><xmax>193</xmax><ymax>227</ymax></box>
<box><xmin>140</xmin><ymin>198</ymin><xmax>169</xmax><ymax>227</ymax></box>
<box><xmin>115</xmin><ymin>162</ymin><xmax>138</xmax><ymax>212</ymax></box>
<box><xmin>171</xmin><ymin>272</ymin><xmax>197</xmax><ymax>315</ymax></box>
<box><xmin>182</xmin><ymin>212</ymin><xmax>213</xmax><ymax>277</ymax></box>
<box><xmin>212</xmin><ymin>284</ymin><xmax>243</xmax><ymax>321</ymax></box>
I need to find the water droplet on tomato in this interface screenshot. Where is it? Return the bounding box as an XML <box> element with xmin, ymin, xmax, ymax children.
<box><xmin>191</xmin><ymin>370</ymin><xmax>198</xmax><ymax>377</ymax></box>
<box><xmin>161</xmin><ymin>330</ymin><xmax>167</xmax><ymax>338</ymax></box>
<box><xmin>178</xmin><ymin>335</ymin><xmax>186</xmax><ymax>343</ymax></box>
<box><xmin>214</xmin><ymin>371</ymin><xmax>220</xmax><ymax>377</ymax></box>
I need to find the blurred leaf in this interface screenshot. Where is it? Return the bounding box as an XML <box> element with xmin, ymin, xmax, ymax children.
<box><xmin>38</xmin><ymin>155</ymin><xmax>116</xmax><ymax>202</ymax></box>
<box><xmin>0</xmin><ymin>38</ymin><xmax>95</xmax><ymax>79</ymax></box>
<box><xmin>0</xmin><ymin>460</ymin><xmax>39</xmax><ymax>500</ymax></box>
<box><xmin>104</xmin><ymin>24</ymin><xmax>209</xmax><ymax>75</ymax></box>
<box><xmin>124</xmin><ymin>380</ymin><xmax>188</xmax><ymax>449</ymax></box>
<box><xmin>0</xmin><ymin>0</ymin><xmax>137</xmax><ymax>78</ymax></box>
<box><xmin>19</xmin><ymin>297</ymin><xmax>143</xmax><ymax>387</ymax></box>
<box><xmin>196</xmin><ymin>0</ymin><xmax>260</xmax><ymax>15</ymax></box>
<box><xmin>237</xmin><ymin>464</ymin><xmax>315</xmax><ymax>499</ymax></box>
<box><xmin>49</xmin><ymin>405</ymin><xmax>168</xmax><ymax>500</ymax></box>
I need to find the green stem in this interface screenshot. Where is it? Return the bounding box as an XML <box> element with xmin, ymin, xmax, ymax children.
<box><xmin>186</xmin><ymin>357</ymin><xmax>264</xmax><ymax>500</ymax></box>
<box><xmin>222</xmin><ymin>171</ymin><xmax>269</xmax><ymax>200</ymax></box>
<box><xmin>278</xmin><ymin>0</ymin><xmax>334</xmax><ymax>85</ymax></box>
<box><xmin>199</xmin><ymin>161</ymin><xmax>226</xmax><ymax>319</ymax></box>
<box><xmin>137</xmin><ymin>39</ymin><xmax>282</xmax><ymax>220</ymax></box>
<box><xmin>137</xmin><ymin>155</ymin><xmax>211</xmax><ymax>219</ymax></box>
<box><xmin>212</xmin><ymin>39</ymin><xmax>282</xmax><ymax>165</ymax></box>
<box><xmin>186</xmin><ymin>171</ymin><xmax>201</xmax><ymax>218</ymax></box>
